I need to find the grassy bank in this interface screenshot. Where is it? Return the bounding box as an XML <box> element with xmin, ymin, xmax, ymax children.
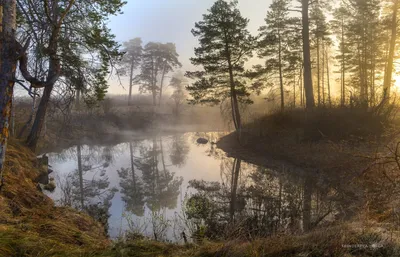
<box><xmin>219</xmin><ymin>107</ymin><xmax>398</xmax><ymax>173</ymax></box>
<box><xmin>0</xmin><ymin>140</ymin><xmax>110</xmax><ymax>256</ymax></box>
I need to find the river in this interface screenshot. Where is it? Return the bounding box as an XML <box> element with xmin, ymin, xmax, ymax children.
<box><xmin>46</xmin><ymin>131</ymin><xmax>357</xmax><ymax>243</ymax></box>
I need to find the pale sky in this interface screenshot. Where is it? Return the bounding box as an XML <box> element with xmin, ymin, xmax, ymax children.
<box><xmin>107</xmin><ymin>0</ymin><xmax>272</xmax><ymax>95</ymax></box>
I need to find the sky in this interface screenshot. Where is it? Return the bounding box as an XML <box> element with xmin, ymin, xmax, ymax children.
<box><xmin>107</xmin><ymin>0</ymin><xmax>272</xmax><ymax>95</ymax></box>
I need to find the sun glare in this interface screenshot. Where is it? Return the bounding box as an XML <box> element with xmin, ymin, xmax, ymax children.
<box><xmin>394</xmin><ymin>75</ymin><xmax>400</xmax><ymax>92</ymax></box>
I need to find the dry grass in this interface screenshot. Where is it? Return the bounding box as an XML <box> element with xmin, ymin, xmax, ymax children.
<box><xmin>218</xmin><ymin>107</ymin><xmax>400</xmax><ymax>175</ymax></box>
<box><xmin>192</xmin><ymin>222</ymin><xmax>400</xmax><ymax>257</ymax></box>
<box><xmin>0</xmin><ymin>139</ymin><xmax>109</xmax><ymax>256</ymax></box>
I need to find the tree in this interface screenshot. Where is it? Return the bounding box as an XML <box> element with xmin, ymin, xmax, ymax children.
<box><xmin>301</xmin><ymin>0</ymin><xmax>316</xmax><ymax>108</ymax></box>
<box><xmin>139</xmin><ymin>42</ymin><xmax>181</xmax><ymax>107</ymax></box>
<box><xmin>0</xmin><ymin>1</ymin><xmax>18</xmax><ymax>187</ymax></box>
<box><xmin>347</xmin><ymin>0</ymin><xmax>384</xmax><ymax>107</ymax></box>
<box><xmin>169</xmin><ymin>73</ymin><xmax>189</xmax><ymax>116</ymax></box>
<box><xmin>310</xmin><ymin>3</ymin><xmax>329</xmax><ymax>106</ymax></box>
<box><xmin>186</xmin><ymin>0</ymin><xmax>254</xmax><ymax>133</ymax></box>
<box><xmin>16</xmin><ymin>0</ymin><xmax>125</xmax><ymax>150</ymax></box>
<box><xmin>331</xmin><ymin>5</ymin><xmax>351</xmax><ymax>106</ymax></box>
<box><xmin>383</xmin><ymin>0</ymin><xmax>399</xmax><ymax>101</ymax></box>
<box><xmin>258</xmin><ymin>0</ymin><xmax>302</xmax><ymax>111</ymax></box>
<box><xmin>119</xmin><ymin>38</ymin><xmax>143</xmax><ymax>106</ymax></box>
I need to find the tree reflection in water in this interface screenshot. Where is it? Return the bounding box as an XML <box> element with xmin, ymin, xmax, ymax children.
<box><xmin>118</xmin><ymin>136</ymin><xmax>184</xmax><ymax>240</ymax></box>
<box><xmin>57</xmin><ymin>144</ymin><xmax>118</xmax><ymax>235</ymax></box>
<box><xmin>187</xmin><ymin>155</ymin><xmax>355</xmax><ymax>240</ymax></box>
<box><xmin>50</xmin><ymin>133</ymin><xmax>361</xmax><ymax>242</ymax></box>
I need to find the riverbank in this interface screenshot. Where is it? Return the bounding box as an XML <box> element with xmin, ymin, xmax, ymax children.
<box><xmin>0</xmin><ymin>140</ymin><xmax>109</xmax><ymax>256</ymax></box>
<box><xmin>218</xmin><ymin>107</ymin><xmax>397</xmax><ymax>173</ymax></box>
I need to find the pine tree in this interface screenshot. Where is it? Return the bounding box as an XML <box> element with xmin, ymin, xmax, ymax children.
<box><xmin>186</xmin><ymin>0</ymin><xmax>254</xmax><ymax>132</ymax></box>
<box><xmin>383</xmin><ymin>0</ymin><xmax>399</xmax><ymax>101</ymax></box>
<box><xmin>258</xmin><ymin>0</ymin><xmax>302</xmax><ymax>111</ymax></box>
<box><xmin>310</xmin><ymin>2</ymin><xmax>330</xmax><ymax>106</ymax></box>
<box><xmin>331</xmin><ymin>5</ymin><xmax>352</xmax><ymax>106</ymax></box>
<box><xmin>301</xmin><ymin>0</ymin><xmax>316</xmax><ymax>108</ymax></box>
<box><xmin>139</xmin><ymin>42</ymin><xmax>181</xmax><ymax>107</ymax></box>
<box><xmin>120</xmin><ymin>38</ymin><xmax>143</xmax><ymax>106</ymax></box>
<box><xmin>345</xmin><ymin>0</ymin><xmax>383</xmax><ymax>107</ymax></box>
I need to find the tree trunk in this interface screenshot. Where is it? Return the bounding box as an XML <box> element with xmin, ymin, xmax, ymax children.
<box><xmin>226</xmin><ymin>47</ymin><xmax>241</xmax><ymax>133</ymax></box>
<box><xmin>300</xmin><ymin>66</ymin><xmax>304</xmax><ymax>107</ymax></box>
<box><xmin>158</xmin><ymin>63</ymin><xmax>166</xmax><ymax>107</ymax></box>
<box><xmin>322</xmin><ymin>42</ymin><xmax>325</xmax><ymax>106</ymax></box>
<box><xmin>383</xmin><ymin>0</ymin><xmax>398</xmax><ymax>101</ymax></box>
<box><xmin>278</xmin><ymin>30</ymin><xmax>284</xmax><ymax>112</ymax></box>
<box><xmin>26</xmin><ymin>83</ymin><xmax>54</xmax><ymax>150</ymax></box>
<box><xmin>341</xmin><ymin>18</ymin><xmax>345</xmax><ymax>106</ymax></box>
<box><xmin>317</xmin><ymin>37</ymin><xmax>320</xmax><ymax>106</ymax></box>
<box><xmin>0</xmin><ymin>1</ymin><xmax>17</xmax><ymax>188</ymax></box>
<box><xmin>75</xmin><ymin>88</ymin><xmax>80</xmax><ymax>110</ymax></box>
<box><xmin>302</xmin><ymin>0</ymin><xmax>315</xmax><ymax>109</ymax></box>
<box><xmin>11</xmin><ymin>94</ymin><xmax>15</xmax><ymax>137</ymax></box>
<box><xmin>128</xmin><ymin>58</ymin><xmax>135</xmax><ymax>106</ymax></box>
<box><xmin>293</xmin><ymin>73</ymin><xmax>296</xmax><ymax>108</ymax></box>
<box><xmin>26</xmin><ymin>2</ymin><xmax>61</xmax><ymax>151</ymax></box>
<box><xmin>326</xmin><ymin>49</ymin><xmax>331</xmax><ymax>107</ymax></box>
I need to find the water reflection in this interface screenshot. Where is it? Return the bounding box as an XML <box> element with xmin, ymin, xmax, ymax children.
<box><xmin>56</xmin><ymin>144</ymin><xmax>118</xmax><ymax>234</ymax></box>
<box><xmin>48</xmin><ymin>132</ymin><xmax>360</xmax><ymax>241</ymax></box>
<box><xmin>187</xmin><ymin>155</ymin><xmax>360</xmax><ymax>240</ymax></box>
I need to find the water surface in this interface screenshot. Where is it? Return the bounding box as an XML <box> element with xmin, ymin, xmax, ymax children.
<box><xmin>47</xmin><ymin>132</ymin><xmax>357</xmax><ymax>242</ymax></box>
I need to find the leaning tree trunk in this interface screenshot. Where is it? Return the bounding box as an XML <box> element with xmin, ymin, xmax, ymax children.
<box><xmin>26</xmin><ymin>1</ymin><xmax>62</xmax><ymax>151</ymax></box>
<box><xmin>0</xmin><ymin>1</ymin><xmax>17</xmax><ymax>188</ymax></box>
<box><xmin>383</xmin><ymin>0</ymin><xmax>398</xmax><ymax>101</ymax></box>
<box><xmin>26</xmin><ymin>83</ymin><xmax>54</xmax><ymax>150</ymax></box>
<box><xmin>302</xmin><ymin>0</ymin><xmax>315</xmax><ymax>109</ymax></box>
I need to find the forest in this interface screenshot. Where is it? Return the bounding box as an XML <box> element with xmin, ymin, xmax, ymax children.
<box><xmin>1</xmin><ymin>0</ymin><xmax>400</xmax><ymax>256</ymax></box>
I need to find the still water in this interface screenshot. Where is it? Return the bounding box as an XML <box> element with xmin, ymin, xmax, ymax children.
<box><xmin>47</xmin><ymin>132</ymin><xmax>358</xmax><ymax>242</ymax></box>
